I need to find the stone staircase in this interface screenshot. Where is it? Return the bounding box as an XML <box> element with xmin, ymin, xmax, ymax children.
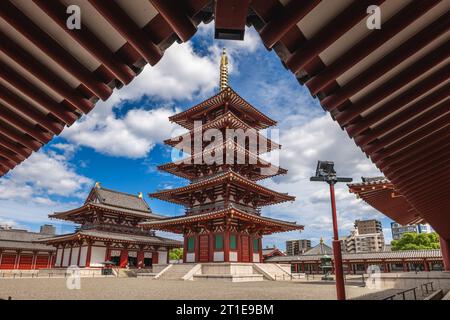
<box><xmin>254</xmin><ymin>263</ymin><xmax>291</xmax><ymax>281</ymax></box>
<box><xmin>155</xmin><ymin>264</ymin><xmax>197</xmax><ymax>280</ymax></box>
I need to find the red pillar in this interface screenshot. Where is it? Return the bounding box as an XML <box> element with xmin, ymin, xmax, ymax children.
<box><xmin>119</xmin><ymin>249</ymin><xmax>128</xmax><ymax>268</ymax></box>
<box><xmin>47</xmin><ymin>253</ymin><xmax>52</xmax><ymax>268</ymax></box>
<box><xmin>137</xmin><ymin>250</ymin><xmax>144</xmax><ymax>268</ymax></box>
<box><xmin>330</xmin><ymin>183</ymin><xmax>346</xmax><ymax>300</ymax></box>
<box><xmin>403</xmin><ymin>259</ymin><xmax>408</xmax><ymax>272</ymax></box>
<box><xmin>258</xmin><ymin>238</ymin><xmax>263</xmax><ymax>263</ymax></box>
<box><xmin>31</xmin><ymin>251</ymin><xmax>37</xmax><ymax>270</ymax></box>
<box><xmin>236</xmin><ymin>234</ymin><xmax>242</xmax><ymax>262</ymax></box>
<box><xmin>440</xmin><ymin>236</ymin><xmax>450</xmax><ymax>271</ymax></box>
<box><xmin>383</xmin><ymin>260</ymin><xmax>388</xmax><ymax>273</ymax></box>
<box><xmin>105</xmin><ymin>246</ymin><xmax>111</xmax><ymax>262</ymax></box>
<box><xmin>209</xmin><ymin>233</ymin><xmax>214</xmax><ymax>262</ymax></box>
<box><xmin>249</xmin><ymin>236</ymin><xmax>254</xmax><ymax>262</ymax></box>
<box><xmin>152</xmin><ymin>251</ymin><xmax>159</xmax><ymax>264</ymax></box>
<box><xmin>68</xmin><ymin>244</ymin><xmax>73</xmax><ymax>266</ymax></box>
<box><xmin>224</xmin><ymin>231</ymin><xmax>230</xmax><ymax>262</ymax></box>
<box><xmin>194</xmin><ymin>233</ymin><xmax>200</xmax><ymax>263</ymax></box>
<box><xmin>77</xmin><ymin>243</ymin><xmax>82</xmax><ymax>266</ymax></box>
<box><xmin>60</xmin><ymin>246</ymin><xmax>65</xmax><ymax>268</ymax></box>
<box><xmin>183</xmin><ymin>236</ymin><xmax>188</xmax><ymax>263</ymax></box>
<box><xmin>85</xmin><ymin>243</ymin><xmax>92</xmax><ymax>267</ymax></box>
<box><xmin>423</xmin><ymin>259</ymin><xmax>429</xmax><ymax>272</ymax></box>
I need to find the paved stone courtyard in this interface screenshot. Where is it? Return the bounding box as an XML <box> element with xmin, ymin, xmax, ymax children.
<box><xmin>0</xmin><ymin>278</ymin><xmax>382</xmax><ymax>300</ymax></box>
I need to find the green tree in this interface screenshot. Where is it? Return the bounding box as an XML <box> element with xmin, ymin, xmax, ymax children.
<box><xmin>169</xmin><ymin>248</ymin><xmax>183</xmax><ymax>261</ymax></box>
<box><xmin>391</xmin><ymin>232</ymin><xmax>440</xmax><ymax>251</ymax></box>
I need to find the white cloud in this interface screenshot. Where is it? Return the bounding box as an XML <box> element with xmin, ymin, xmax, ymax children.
<box><xmin>260</xmin><ymin>114</ymin><xmax>386</xmax><ymax>247</ymax></box>
<box><xmin>61</xmin><ymin>23</ymin><xmax>262</xmax><ymax>159</ymax></box>
<box><xmin>62</xmin><ymin>107</ymin><xmax>178</xmax><ymax>158</ymax></box>
<box><xmin>0</xmin><ymin>149</ymin><xmax>92</xmax><ymax>200</ymax></box>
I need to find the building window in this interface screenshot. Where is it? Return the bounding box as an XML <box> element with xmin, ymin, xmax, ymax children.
<box><xmin>230</xmin><ymin>234</ymin><xmax>237</xmax><ymax>250</ymax></box>
<box><xmin>187</xmin><ymin>236</ymin><xmax>195</xmax><ymax>252</ymax></box>
<box><xmin>253</xmin><ymin>238</ymin><xmax>259</xmax><ymax>252</ymax></box>
<box><xmin>215</xmin><ymin>234</ymin><xmax>224</xmax><ymax>250</ymax></box>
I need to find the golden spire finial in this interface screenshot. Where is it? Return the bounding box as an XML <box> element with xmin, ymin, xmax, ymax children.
<box><xmin>220</xmin><ymin>48</ymin><xmax>229</xmax><ymax>91</ymax></box>
<box><xmin>95</xmin><ymin>181</ymin><xmax>101</xmax><ymax>189</ymax></box>
<box><xmin>320</xmin><ymin>237</ymin><xmax>324</xmax><ymax>244</ymax></box>
<box><xmin>138</xmin><ymin>192</ymin><xmax>143</xmax><ymax>199</ymax></box>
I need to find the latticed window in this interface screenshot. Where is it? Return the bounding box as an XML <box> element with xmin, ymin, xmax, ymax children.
<box><xmin>253</xmin><ymin>238</ymin><xmax>259</xmax><ymax>251</ymax></box>
<box><xmin>230</xmin><ymin>234</ymin><xmax>237</xmax><ymax>250</ymax></box>
<box><xmin>215</xmin><ymin>234</ymin><xmax>224</xmax><ymax>250</ymax></box>
<box><xmin>187</xmin><ymin>236</ymin><xmax>195</xmax><ymax>252</ymax></box>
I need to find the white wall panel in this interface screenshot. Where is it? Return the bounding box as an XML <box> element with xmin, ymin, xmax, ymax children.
<box><xmin>70</xmin><ymin>247</ymin><xmax>80</xmax><ymax>266</ymax></box>
<box><xmin>90</xmin><ymin>246</ymin><xmax>106</xmax><ymax>267</ymax></box>
<box><xmin>79</xmin><ymin>246</ymin><xmax>87</xmax><ymax>267</ymax></box>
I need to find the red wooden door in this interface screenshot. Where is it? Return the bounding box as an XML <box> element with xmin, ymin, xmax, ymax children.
<box><xmin>241</xmin><ymin>236</ymin><xmax>250</xmax><ymax>262</ymax></box>
<box><xmin>199</xmin><ymin>235</ymin><xmax>209</xmax><ymax>262</ymax></box>
<box><xmin>0</xmin><ymin>254</ymin><xmax>17</xmax><ymax>269</ymax></box>
<box><xmin>18</xmin><ymin>255</ymin><xmax>33</xmax><ymax>269</ymax></box>
<box><xmin>35</xmin><ymin>255</ymin><xmax>50</xmax><ymax>269</ymax></box>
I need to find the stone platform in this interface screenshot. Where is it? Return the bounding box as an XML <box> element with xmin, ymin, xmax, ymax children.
<box><xmin>155</xmin><ymin>262</ymin><xmax>292</xmax><ymax>282</ymax></box>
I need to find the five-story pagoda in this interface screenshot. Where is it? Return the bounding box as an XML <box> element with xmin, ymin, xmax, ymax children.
<box><xmin>141</xmin><ymin>49</ymin><xmax>302</xmax><ymax>263</ymax></box>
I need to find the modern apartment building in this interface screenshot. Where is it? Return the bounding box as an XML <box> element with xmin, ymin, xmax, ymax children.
<box><xmin>286</xmin><ymin>239</ymin><xmax>311</xmax><ymax>255</ymax></box>
<box><xmin>391</xmin><ymin>222</ymin><xmax>432</xmax><ymax>240</ymax></box>
<box><xmin>343</xmin><ymin>220</ymin><xmax>385</xmax><ymax>253</ymax></box>
<box><xmin>354</xmin><ymin>219</ymin><xmax>382</xmax><ymax>235</ymax></box>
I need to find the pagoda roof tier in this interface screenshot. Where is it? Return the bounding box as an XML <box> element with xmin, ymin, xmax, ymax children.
<box><xmin>37</xmin><ymin>229</ymin><xmax>181</xmax><ymax>248</ymax></box>
<box><xmin>158</xmin><ymin>140</ymin><xmax>287</xmax><ymax>181</ymax></box>
<box><xmin>169</xmin><ymin>87</ymin><xmax>277</xmax><ymax>130</ymax></box>
<box><xmin>50</xmin><ymin>203</ymin><xmax>165</xmax><ymax>223</ymax></box>
<box><xmin>148</xmin><ymin>170</ymin><xmax>295</xmax><ymax>206</ymax></box>
<box><xmin>50</xmin><ymin>185</ymin><xmax>163</xmax><ymax>223</ymax></box>
<box><xmin>164</xmin><ymin>111</ymin><xmax>280</xmax><ymax>154</ymax></box>
<box><xmin>139</xmin><ymin>205</ymin><xmax>303</xmax><ymax>235</ymax></box>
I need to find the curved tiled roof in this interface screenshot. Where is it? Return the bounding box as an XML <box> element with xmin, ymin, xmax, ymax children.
<box><xmin>267</xmin><ymin>249</ymin><xmax>443</xmax><ymax>263</ymax></box>
<box><xmin>0</xmin><ymin>228</ymin><xmax>55</xmax><ymax>252</ymax></box>
<box><xmin>38</xmin><ymin>229</ymin><xmax>181</xmax><ymax>247</ymax></box>
<box><xmin>149</xmin><ymin>170</ymin><xmax>295</xmax><ymax>205</ymax></box>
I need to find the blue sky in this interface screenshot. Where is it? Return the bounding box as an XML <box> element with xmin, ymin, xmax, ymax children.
<box><xmin>0</xmin><ymin>23</ymin><xmax>394</xmax><ymax>249</ymax></box>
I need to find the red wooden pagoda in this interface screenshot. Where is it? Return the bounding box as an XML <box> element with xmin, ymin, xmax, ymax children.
<box><xmin>141</xmin><ymin>49</ymin><xmax>302</xmax><ymax>263</ymax></box>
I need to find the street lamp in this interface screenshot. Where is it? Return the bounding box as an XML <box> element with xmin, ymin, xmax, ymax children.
<box><xmin>310</xmin><ymin>161</ymin><xmax>352</xmax><ymax>300</ymax></box>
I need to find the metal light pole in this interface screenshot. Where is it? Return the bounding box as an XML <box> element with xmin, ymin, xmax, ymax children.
<box><xmin>311</xmin><ymin>161</ymin><xmax>352</xmax><ymax>301</ymax></box>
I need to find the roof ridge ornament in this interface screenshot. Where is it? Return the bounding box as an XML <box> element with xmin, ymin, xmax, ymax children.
<box><xmin>220</xmin><ymin>48</ymin><xmax>228</xmax><ymax>91</ymax></box>
<box><xmin>95</xmin><ymin>181</ymin><xmax>101</xmax><ymax>189</ymax></box>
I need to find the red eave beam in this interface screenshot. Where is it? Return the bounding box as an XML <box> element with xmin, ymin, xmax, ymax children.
<box><xmin>32</xmin><ymin>0</ymin><xmax>136</xmax><ymax>85</ymax></box>
<box><xmin>321</xmin><ymin>11</ymin><xmax>450</xmax><ymax>111</ymax></box>
<box><xmin>336</xmin><ymin>42</ymin><xmax>450</xmax><ymax>126</ymax></box>
<box><xmin>346</xmin><ymin>64</ymin><xmax>450</xmax><ymax>138</ymax></box>
<box><xmin>88</xmin><ymin>0</ymin><xmax>162</xmax><ymax>66</ymax></box>
<box><xmin>259</xmin><ymin>0</ymin><xmax>320</xmax><ymax>49</ymax></box>
<box><xmin>355</xmin><ymin>89</ymin><xmax>450</xmax><ymax>147</ymax></box>
<box><xmin>286</xmin><ymin>0</ymin><xmax>386</xmax><ymax>74</ymax></box>
<box><xmin>0</xmin><ymin>0</ymin><xmax>112</xmax><ymax>101</ymax></box>
<box><xmin>0</xmin><ymin>134</ymin><xmax>31</xmax><ymax>159</ymax></box>
<box><xmin>0</xmin><ymin>102</ymin><xmax>52</xmax><ymax>144</ymax></box>
<box><xmin>0</xmin><ymin>32</ymin><xmax>93</xmax><ymax>114</ymax></box>
<box><xmin>0</xmin><ymin>120</ymin><xmax>41</xmax><ymax>151</ymax></box>
<box><xmin>0</xmin><ymin>83</ymin><xmax>64</xmax><ymax>135</ymax></box>
<box><xmin>150</xmin><ymin>0</ymin><xmax>197</xmax><ymax>42</ymax></box>
<box><xmin>363</xmin><ymin>102</ymin><xmax>450</xmax><ymax>154</ymax></box>
<box><xmin>0</xmin><ymin>60</ymin><xmax>78</xmax><ymax>125</ymax></box>
<box><xmin>214</xmin><ymin>0</ymin><xmax>250</xmax><ymax>40</ymax></box>
<box><xmin>306</xmin><ymin>0</ymin><xmax>441</xmax><ymax>95</ymax></box>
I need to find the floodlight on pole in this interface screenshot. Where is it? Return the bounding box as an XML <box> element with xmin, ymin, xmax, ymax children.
<box><xmin>310</xmin><ymin>161</ymin><xmax>352</xmax><ymax>301</ymax></box>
